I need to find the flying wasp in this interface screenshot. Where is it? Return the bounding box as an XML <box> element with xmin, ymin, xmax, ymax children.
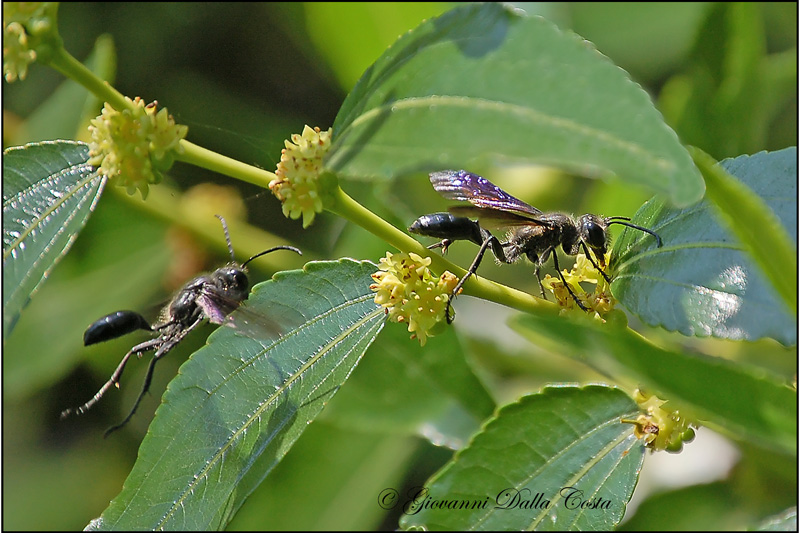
<box><xmin>61</xmin><ymin>215</ymin><xmax>301</xmax><ymax>436</ymax></box>
<box><xmin>409</xmin><ymin>170</ymin><xmax>662</xmax><ymax>319</ymax></box>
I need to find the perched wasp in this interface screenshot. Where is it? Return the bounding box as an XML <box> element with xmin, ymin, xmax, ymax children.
<box><xmin>61</xmin><ymin>215</ymin><xmax>301</xmax><ymax>436</ymax></box>
<box><xmin>409</xmin><ymin>170</ymin><xmax>662</xmax><ymax>319</ymax></box>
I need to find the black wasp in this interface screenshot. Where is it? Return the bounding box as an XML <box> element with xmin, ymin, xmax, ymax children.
<box><xmin>409</xmin><ymin>170</ymin><xmax>662</xmax><ymax>319</ymax></box>
<box><xmin>61</xmin><ymin>215</ymin><xmax>301</xmax><ymax>436</ymax></box>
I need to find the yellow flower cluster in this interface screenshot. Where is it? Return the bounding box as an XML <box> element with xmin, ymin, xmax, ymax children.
<box><xmin>269</xmin><ymin>125</ymin><xmax>333</xmax><ymax>228</ymax></box>
<box><xmin>370</xmin><ymin>252</ymin><xmax>459</xmax><ymax>346</ymax></box>
<box><xmin>88</xmin><ymin>97</ymin><xmax>188</xmax><ymax>198</ymax></box>
<box><xmin>3</xmin><ymin>2</ymin><xmax>59</xmax><ymax>82</ymax></box>
<box><xmin>542</xmin><ymin>252</ymin><xmax>615</xmax><ymax>315</ymax></box>
<box><xmin>626</xmin><ymin>389</ymin><xmax>696</xmax><ymax>453</ymax></box>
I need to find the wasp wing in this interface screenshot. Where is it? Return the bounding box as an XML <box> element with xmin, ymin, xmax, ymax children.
<box><xmin>430</xmin><ymin>170</ymin><xmax>543</xmax><ymax>219</ymax></box>
<box><xmin>223</xmin><ymin>301</ymin><xmax>286</xmax><ymax>341</ymax></box>
<box><xmin>447</xmin><ymin>206</ymin><xmax>551</xmax><ymax>231</ymax></box>
<box><xmin>196</xmin><ymin>288</ymin><xmax>285</xmax><ymax>340</ymax></box>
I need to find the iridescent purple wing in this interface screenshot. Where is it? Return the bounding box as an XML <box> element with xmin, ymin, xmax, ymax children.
<box><xmin>196</xmin><ymin>292</ymin><xmax>229</xmax><ymax>325</ymax></box>
<box><xmin>429</xmin><ymin>170</ymin><xmax>543</xmax><ymax>220</ymax></box>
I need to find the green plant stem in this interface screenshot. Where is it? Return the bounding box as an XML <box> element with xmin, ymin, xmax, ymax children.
<box><xmin>44</xmin><ymin>46</ymin><xmax>277</xmax><ymax>192</ymax></box>
<box><xmin>328</xmin><ymin>186</ymin><xmax>554</xmax><ymax>315</ymax></box>
<box><xmin>176</xmin><ymin>141</ymin><xmax>278</xmax><ymax>189</ymax></box>
<box><xmin>45</xmin><ymin>46</ymin><xmax>129</xmax><ymax>111</ymax></box>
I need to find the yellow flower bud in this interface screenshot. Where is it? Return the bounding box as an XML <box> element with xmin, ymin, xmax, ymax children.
<box><xmin>624</xmin><ymin>389</ymin><xmax>697</xmax><ymax>452</ymax></box>
<box><xmin>370</xmin><ymin>252</ymin><xmax>458</xmax><ymax>346</ymax></box>
<box><xmin>269</xmin><ymin>125</ymin><xmax>332</xmax><ymax>228</ymax></box>
<box><xmin>88</xmin><ymin>97</ymin><xmax>188</xmax><ymax>198</ymax></box>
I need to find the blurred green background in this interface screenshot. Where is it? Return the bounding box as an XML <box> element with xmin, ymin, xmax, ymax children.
<box><xmin>3</xmin><ymin>3</ymin><xmax>796</xmax><ymax>530</ymax></box>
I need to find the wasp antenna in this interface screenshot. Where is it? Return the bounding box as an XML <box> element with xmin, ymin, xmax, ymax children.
<box><xmin>605</xmin><ymin>216</ymin><xmax>632</xmax><ymax>222</ymax></box>
<box><xmin>215</xmin><ymin>214</ymin><xmax>236</xmax><ymax>261</ymax></box>
<box><xmin>607</xmin><ymin>220</ymin><xmax>663</xmax><ymax>247</ymax></box>
<box><xmin>242</xmin><ymin>246</ymin><xmax>302</xmax><ymax>268</ymax></box>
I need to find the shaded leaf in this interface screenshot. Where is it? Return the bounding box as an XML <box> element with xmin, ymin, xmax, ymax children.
<box><xmin>93</xmin><ymin>259</ymin><xmax>385</xmax><ymax>530</ymax></box>
<box><xmin>611</xmin><ymin>148</ymin><xmax>796</xmax><ymax>345</ymax></box>
<box><xmin>619</xmin><ymin>481</ymin><xmax>752</xmax><ymax>531</ymax></box>
<box><xmin>510</xmin><ymin>313</ymin><xmax>796</xmax><ymax>454</ymax></box>
<box><xmin>3</xmin><ymin>140</ymin><xmax>105</xmax><ymax>339</ymax></box>
<box><xmin>322</xmin><ymin>322</ymin><xmax>496</xmax><ymax>450</ymax></box>
<box><xmin>227</xmin><ymin>422</ymin><xmax>418</xmax><ymax>531</ymax></box>
<box><xmin>400</xmin><ymin>385</ymin><xmax>644</xmax><ymax>531</ymax></box>
<box><xmin>328</xmin><ymin>3</ymin><xmax>703</xmax><ymax>206</ymax></box>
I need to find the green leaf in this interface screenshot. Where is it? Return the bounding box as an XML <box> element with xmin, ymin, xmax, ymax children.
<box><xmin>304</xmin><ymin>2</ymin><xmax>447</xmax><ymax>90</ymax></box>
<box><xmin>227</xmin><ymin>422</ymin><xmax>418</xmax><ymax>530</ymax></box>
<box><xmin>400</xmin><ymin>385</ymin><xmax>644</xmax><ymax>531</ymax></box>
<box><xmin>93</xmin><ymin>259</ymin><xmax>386</xmax><ymax>531</ymax></box>
<box><xmin>3</xmin><ymin>140</ymin><xmax>105</xmax><ymax>339</ymax></box>
<box><xmin>619</xmin><ymin>482</ymin><xmax>753</xmax><ymax>531</ymax></box>
<box><xmin>611</xmin><ymin>148</ymin><xmax>796</xmax><ymax>345</ymax></box>
<box><xmin>327</xmin><ymin>3</ymin><xmax>703</xmax><ymax>206</ymax></box>
<box><xmin>322</xmin><ymin>322</ymin><xmax>495</xmax><ymax>449</ymax></box>
<box><xmin>510</xmin><ymin>313</ymin><xmax>797</xmax><ymax>454</ymax></box>
<box><xmin>695</xmin><ymin>147</ymin><xmax>797</xmax><ymax>315</ymax></box>
<box><xmin>567</xmin><ymin>3</ymin><xmax>710</xmax><ymax>84</ymax></box>
<box><xmin>755</xmin><ymin>507</ymin><xmax>798</xmax><ymax>531</ymax></box>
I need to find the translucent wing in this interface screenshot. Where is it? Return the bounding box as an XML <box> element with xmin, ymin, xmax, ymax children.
<box><xmin>222</xmin><ymin>302</ymin><xmax>286</xmax><ymax>342</ymax></box>
<box><xmin>197</xmin><ymin>287</ymin><xmax>285</xmax><ymax>341</ymax></box>
<box><xmin>429</xmin><ymin>170</ymin><xmax>543</xmax><ymax>219</ymax></box>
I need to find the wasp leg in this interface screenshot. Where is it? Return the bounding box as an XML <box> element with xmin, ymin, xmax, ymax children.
<box><xmin>60</xmin><ymin>336</ymin><xmax>164</xmax><ymax>420</ymax></box>
<box><xmin>445</xmin><ymin>233</ymin><xmax>501</xmax><ymax>324</ymax></box>
<box><xmin>103</xmin><ymin>317</ymin><xmax>205</xmax><ymax>437</ymax></box>
<box><xmin>532</xmin><ymin>263</ymin><xmax>547</xmax><ymax>299</ymax></box>
<box><xmin>551</xmin><ymin>252</ymin><xmax>589</xmax><ymax>312</ymax></box>
<box><xmin>580</xmin><ymin>242</ymin><xmax>612</xmax><ymax>284</ymax></box>
<box><xmin>427</xmin><ymin>239</ymin><xmax>454</xmax><ymax>254</ymax></box>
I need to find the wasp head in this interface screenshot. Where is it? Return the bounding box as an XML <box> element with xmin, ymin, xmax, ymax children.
<box><xmin>577</xmin><ymin>214</ymin><xmax>610</xmax><ymax>268</ymax></box>
<box><xmin>212</xmin><ymin>265</ymin><xmax>250</xmax><ymax>303</ymax></box>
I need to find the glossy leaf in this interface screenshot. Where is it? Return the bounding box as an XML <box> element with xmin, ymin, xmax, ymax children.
<box><xmin>611</xmin><ymin>148</ymin><xmax>797</xmax><ymax>345</ymax></box>
<box><xmin>400</xmin><ymin>386</ymin><xmax>644</xmax><ymax>531</ymax></box>
<box><xmin>92</xmin><ymin>259</ymin><xmax>385</xmax><ymax>530</ymax></box>
<box><xmin>3</xmin><ymin>140</ymin><xmax>105</xmax><ymax>339</ymax></box>
<box><xmin>694</xmin><ymin>147</ymin><xmax>797</xmax><ymax>314</ymax></box>
<box><xmin>510</xmin><ymin>313</ymin><xmax>797</xmax><ymax>454</ymax></box>
<box><xmin>327</xmin><ymin>3</ymin><xmax>703</xmax><ymax>206</ymax></box>
<box><xmin>755</xmin><ymin>507</ymin><xmax>798</xmax><ymax>531</ymax></box>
